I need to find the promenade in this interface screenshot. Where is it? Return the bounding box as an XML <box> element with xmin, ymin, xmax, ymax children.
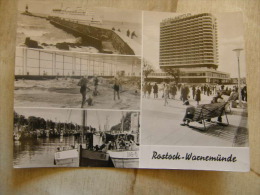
<box><xmin>141</xmin><ymin>89</ymin><xmax>248</xmax><ymax>147</ymax></box>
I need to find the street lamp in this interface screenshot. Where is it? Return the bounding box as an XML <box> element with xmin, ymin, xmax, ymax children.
<box><xmin>232</xmin><ymin>48</ymin><xmax>243</xmax><ymax>108</ymax></box>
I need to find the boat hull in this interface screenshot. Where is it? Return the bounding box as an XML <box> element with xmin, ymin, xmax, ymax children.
<box><xmin>80</xmin><ymin>149</ymin><xmax>114</xmax><ymax>167</ymax></box>
<box><xmin>54</xmin><ymin>149</ymin><xmax>79</xmax><ymax>167</ymax></box>
<box><xmin>108</xmin><ymin>150</ymin><xmax>139</xmax><ymax>168</ymax></box>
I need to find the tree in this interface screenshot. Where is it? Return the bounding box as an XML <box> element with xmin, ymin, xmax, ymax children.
<box><xmin>162</xmin><ymin>67</ymin><xmax>181</xmax><ymax>85</ymax></box>
<box><xmin>143</xmin><ymin>60</ymin><xmax>154</xmax><ymax>80</ymax></box>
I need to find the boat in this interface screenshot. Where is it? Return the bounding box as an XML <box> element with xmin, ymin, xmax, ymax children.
<box><xmin>51</xmin><ymin>7</ymin><xmax>103</xmax><ymax>25</ymax></box>
<box><xmin>107</xmin><ymin>112</ymin><xmax>140</xmax><ymax>168</ymax></box>
<box><xmin>79</xmin><ymin>111</ymin><xmax>114</xmax><ymax>167</ymax></box>
<box><xmin>54</xmin><ymin>147</ymin><xmax>79</xmax><ymax>166</ymax></box>
<box><xmin>107</xmin><ymin>149</ymin><xmax>139</xmax><ymax>168</ymax></box>
<box><xmin>54</xmin><ymin>110</ymin><xmax>80</xmax><ymax>167</ymax></box>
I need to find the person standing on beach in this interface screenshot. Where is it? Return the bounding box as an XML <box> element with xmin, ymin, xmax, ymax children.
<box><xmin>78</xmin><ymin>76</ymin><xmax>90</xmax><ymax>108</ymax></box>
<box><xmin>113</xmin><ymin>77</ymin><xmax>120</xmax><ymax>100</ymax></box>
<box><xmin>93</xmin><ymin>76</ymin><xmax>99</xmax><ymax>96</ymax></box>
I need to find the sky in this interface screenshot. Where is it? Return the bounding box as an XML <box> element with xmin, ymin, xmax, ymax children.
<box><xmin>18</xmin><ymin>0</ymin><xmax>142</xmax><ymax>24</ymax></box>
<box><xmin>14</xmin><ymin>108</ymin><xmax>135</xmax><ymax>130</ymax></box>
<box><xmin>143</xmin><ymin>11</ymin><xmax>246</xmax><ymax>78</ymax></box>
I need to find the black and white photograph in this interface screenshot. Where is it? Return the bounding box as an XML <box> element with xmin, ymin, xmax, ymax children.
<box><xmin>141</xmin><ymin>11</ymin><xmax>248</xmax><ymax>147</ymax></box>
<box><xmin>17</xmin><ymin>0</ymin><xmax>142</xmax><ymax>55</ymax></box>
<box><xmin>13</xmin><ymin>108</ymin><xmax>140</xmax><ymax>168</ymax></box>
<box><xmin>14</xmin><ymin>48</ymin><xmax>141</xmax><ymax>110</ymax></box>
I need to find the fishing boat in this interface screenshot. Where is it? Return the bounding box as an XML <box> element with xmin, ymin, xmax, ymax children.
<box><xmin>107</xmin><ymin>112</ymin><xmax>140</xmax><ymax>168</ymax></box>
<box><xmin>54</xmin><ymin>110</ymin><xmax>80</xmax><ymax>167</ymax></box>
<box><xmin>79</xmin><ymin>111</ymin><xmax>113</xmax><ymax>167</ymax></box>
<box><xmin>54</xmin><ymin>147</ymin><xmax>79</xmax><ymax>166</ymax></box>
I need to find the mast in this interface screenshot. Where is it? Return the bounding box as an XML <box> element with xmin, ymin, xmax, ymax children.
<box><xmin>81</xmin><ymin>109</ymin><xmax>86</xmax><ymax>144</ymax></box>
<box><xmin>121</xmin><ymin>112</ymin><xmax>124</xmax><ymax>133</ymax></box>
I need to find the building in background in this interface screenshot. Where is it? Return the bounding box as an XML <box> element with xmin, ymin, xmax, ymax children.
<box><xmin>158</xmin><ymin>13</ymin><xmax>230</xmax><ymax>84</ymax></box>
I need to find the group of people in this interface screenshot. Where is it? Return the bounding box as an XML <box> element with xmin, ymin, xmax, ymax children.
<box><xmin>126</xmin><ymin>30</ymin><xmax>137</xmax><ymax>39</ymax></box>
<box><xmin>78</xmin><ymin>76</ymin><xmax>123</xmax><ymax>108</ymax></box>
<box><xmin>78</xmin><ymin>76</ymin><xmax>99</xmax><ymax>108</ymax></box>
<box><xmin>111</xmin><ymin>27</ymin><xmax>138</xmax><ymax>39</ymax></box>
<box><xmin>181</xmin><ymin>84</ymin><xmax>247</xmax><ymax>126</ymax></box>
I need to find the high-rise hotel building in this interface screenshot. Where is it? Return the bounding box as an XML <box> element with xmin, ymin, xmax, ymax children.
<box><xmin>157</xmin><ymin>13</ymin><xmax>230</xmax><ymax>83</ymax></box>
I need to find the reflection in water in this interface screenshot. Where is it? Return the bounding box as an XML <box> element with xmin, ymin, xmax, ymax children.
<box><xmin>13</xmin><ymin>136</ymin><xmax>76</xmax><ymax>168</ymax></box>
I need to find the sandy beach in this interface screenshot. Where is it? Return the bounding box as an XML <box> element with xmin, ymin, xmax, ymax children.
<box><xmin>14</xmin><ymin>77</ymin><xmax>140</xmax><ymax>110</ymax></box>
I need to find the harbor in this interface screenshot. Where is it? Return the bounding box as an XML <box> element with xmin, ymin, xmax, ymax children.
<box><xmin>13</xmin><ymin>108</ymin><xmax>140</xmax><ymax>168</ymax></box>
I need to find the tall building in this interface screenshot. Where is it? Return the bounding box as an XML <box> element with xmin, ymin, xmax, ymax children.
<box><xmin>158</xmin><ymin>13</ymin><xmax>229</xmax><ymax>83</ymax></box>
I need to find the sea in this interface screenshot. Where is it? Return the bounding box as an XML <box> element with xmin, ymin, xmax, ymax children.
<box><xmin>16</xmin><ymin>12</ymin><xmax>141</xmax><ymax>53</ymax></box>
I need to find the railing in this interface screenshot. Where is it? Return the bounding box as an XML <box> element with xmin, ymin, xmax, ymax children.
<box><xmin>15</xmin><ymin>48</ymin><xmax>140</xmax><ymax>77</ymax></box>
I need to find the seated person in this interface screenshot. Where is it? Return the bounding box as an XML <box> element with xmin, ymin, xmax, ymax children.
<box><xmin>211</xmin><ymin>92</ymin><xmax>223</xmax><ymax>103</ymax></box>
<box><xmin>181</xmin><ymin>101</ymin><xmax>195</xmax><ymax>126</ymax></box>
<box><xmin>228</xmin><ymin>89</ymin><xmax>239</xmax><ymax>101</ymax></box>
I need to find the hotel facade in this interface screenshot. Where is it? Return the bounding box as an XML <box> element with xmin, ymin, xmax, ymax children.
<box><xmin>155</xmin><ymin>13</ymin><xmax>230</xmax><ymax>84</ymax></box>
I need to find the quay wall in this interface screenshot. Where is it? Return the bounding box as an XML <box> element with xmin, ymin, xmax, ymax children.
<box><xmin>48</xmin><ymin>17</ymin><xmax>135</xmax><ymax>55</ymax></box>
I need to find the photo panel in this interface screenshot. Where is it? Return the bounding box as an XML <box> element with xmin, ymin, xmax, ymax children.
<box><xmin>141</xmin><ymin>11</ymin><xmax>248</xmax><ymax>147</ymax></box>
<box><xmin>13</xmin><ymin>108</ymin><xmax>140</xmax><ymax>168</ymax></box>
<box><xmin>15</xmin><ymin>48</ymin><xmax>141</xmax><ymax>110</ymax></box>
<box><xmin>17</xmin><ymin>0</ymin><xmax>142</xmax><ymax>55</ymax></box>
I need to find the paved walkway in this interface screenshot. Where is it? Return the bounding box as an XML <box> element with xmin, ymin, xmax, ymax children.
<box><xmin>141</xmin><ymin>90</ymin><xmax>248</xmax><ymax>147</ymax></box>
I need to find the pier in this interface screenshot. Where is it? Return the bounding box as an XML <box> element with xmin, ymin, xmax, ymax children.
<box><xmin>48</xmin><ymin>16</ymin><xmax>136</xmax><ymax>55</ymax></box>
<box><xmin>20</xmin><ymin>11</ymin><xmax>138</xmax><ymax>55</ymax></box>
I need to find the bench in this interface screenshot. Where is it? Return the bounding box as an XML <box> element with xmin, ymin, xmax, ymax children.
<box><xmin>189</xmin><ymin>102</ymin><xmax>229</xmax><ymax>131</ymax></box>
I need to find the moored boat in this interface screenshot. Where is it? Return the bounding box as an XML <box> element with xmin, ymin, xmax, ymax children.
<box><xmin>108</xmin><ymin>149</ymin><xmax>139</xmax><ymax>168</ymax></box>
<box><xmin>54</xmin><ymin>147</ymin><xmax>79</xmax><ymax>167</ymax></box>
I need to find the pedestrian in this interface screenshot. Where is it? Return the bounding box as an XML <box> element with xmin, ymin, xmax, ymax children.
<box><xmin>131</xmin><ymin>31</ymin><xmax>137</xmax><ymax>39</ymax></box>
<box><xmin>113</xmin><ymin>77</ymin><xmax>120</xmax><ymax>100</ymax></box>
<box><xmin>182</xmin><ymin>84</ymin><xmax>189</xmax><ymax>103</ymax></box>
<box><xmin>78</xmin><ymin>76</ymin><xmax>90</xmax><ymax>108</ymax></box>
<box><xmin>172</xmin><ymin>84</ymin><xmax>177</xmax><ymax>100</ymax></box>
<box><xmin>192</xmin><ymin>85</ymin><xmax>196</xmax><ymax>99</ymax></box>
<box><xmin>195</xmin><ymin>88</ymin><xmax>201</xmax><ymax>105</ymax></box>
<box><xmin>153</xmin><ymin>83</ymin><xmax>158</xmax><ymax>98</ymax></box>
<box><xmin>204</xmin><ymin>85</ymin><xmax>207</xmax><ymax>95</ymax></box>
<box><xmin>126</xmin><ymin>29</ymin><xmax>130</xmax><ymax>37</ymax></box>
<box><xmin>147</xmin><ymin>83</ymin><xmax>152</xmax><ymax>98</ymax></box>
<box><xmin>163</xmin><ymin>84</ymin><xmax>169</xmax><ymax>106</ymax></box>
<box><xmin>207</xmin><ymin>86</ymin><xmax>210</xmax><ymax>96</ymax></box>
<box><xmin>143</xmin><ymin>82</ymin><xmax>148</xmax><ymax>98</ymax></box>
<box><xmin>241</xmin><ymin>85</ymin><xmax>247</xmax><ymax>101</ymax></box>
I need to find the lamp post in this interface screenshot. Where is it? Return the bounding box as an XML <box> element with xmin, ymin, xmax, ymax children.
<box><xmin>232</xmin><ymin>48</ymin><xmax>243</xmax><ymax>108</ymax></box>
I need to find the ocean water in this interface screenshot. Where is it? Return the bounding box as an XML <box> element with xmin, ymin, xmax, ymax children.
<box><xmin>16</xmin><ymin>13</ymin><xmax>141</xmax><ymax>54</ymax></box>
<box><xmin>16</xmin><ymin>13</ymin><xmax>79</xmax><ymax>47</ymax></box>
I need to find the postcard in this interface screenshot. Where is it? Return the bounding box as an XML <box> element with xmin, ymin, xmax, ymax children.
<box><xmin>13</xmin><ymin>0</ymin><xmax>249</xmax><ymax>171</ymax></box>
